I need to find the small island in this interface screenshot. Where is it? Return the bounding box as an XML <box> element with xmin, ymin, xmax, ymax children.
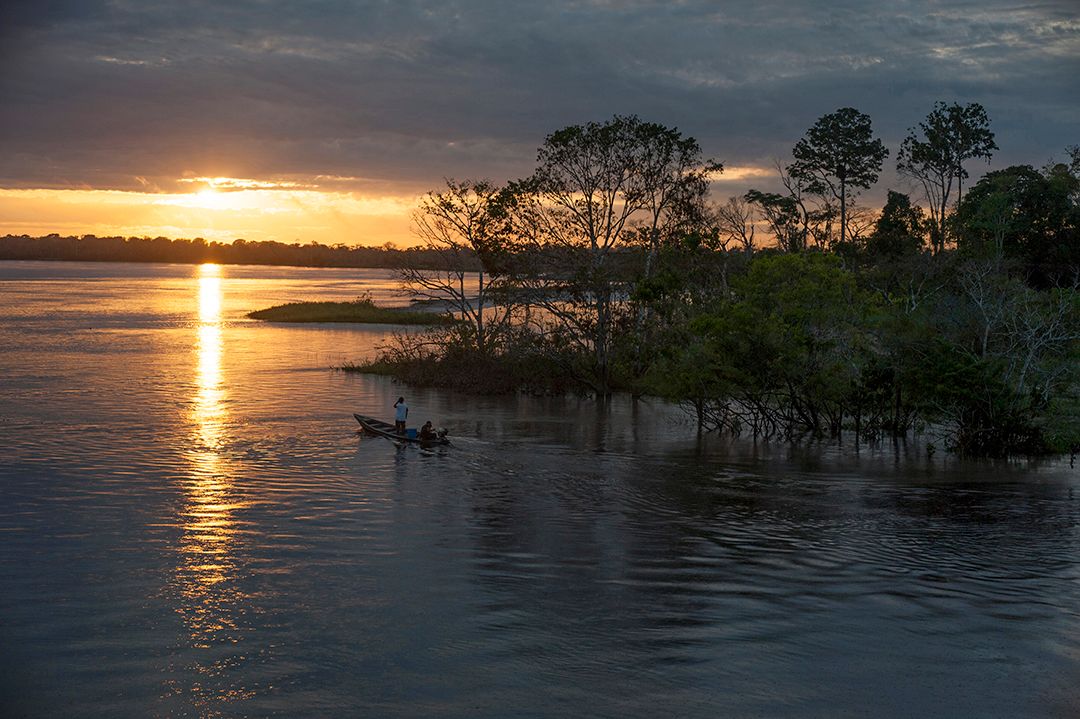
<box><xmin>247</xmin><ymin>298</ymin><xmax>449</xmax><ymax>325</ymax></box>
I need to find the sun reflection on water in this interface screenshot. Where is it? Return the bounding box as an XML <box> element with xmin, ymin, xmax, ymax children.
<box><xmin>172</xmin><ymin>263</ymin><xmax>253</xmax><ymax>709</ymax></box>
<box><xmin>195</xmin><ymin>264</ymin><xmax>224</xmax><ymax>459</ymax></box>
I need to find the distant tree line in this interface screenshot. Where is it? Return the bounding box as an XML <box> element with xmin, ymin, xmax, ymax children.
<box><xmin>0</xmin><ymin>233</ymin><xmax>472</xmax><ymax>270</ymax></box>
<box><xmin>365</xmin><ymin>110</ymin><xmax>1079</xmax><ymax>458</ymax></box>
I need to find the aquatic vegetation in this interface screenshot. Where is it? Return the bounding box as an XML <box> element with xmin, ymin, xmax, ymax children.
<box><xmin>248</xmin><ymin>298</ymin><xmax>451</xmax><ymax>325</ymax></box>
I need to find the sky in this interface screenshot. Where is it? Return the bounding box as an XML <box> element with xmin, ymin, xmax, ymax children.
<box><xmin>1</xmin><ymin>0</ymin><xmax>1077</xmax><ymax>246</ymax></box>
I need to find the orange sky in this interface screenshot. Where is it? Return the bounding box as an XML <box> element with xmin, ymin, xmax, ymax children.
<box><xmin>0</xmin><ymin>181</ymin><xmax>420</xmax><ymax>247</ymax></box>
<box><xmin>0</xmin><ymin>168</ymin><xmax>775</xmax><ymax>247</ymax></box>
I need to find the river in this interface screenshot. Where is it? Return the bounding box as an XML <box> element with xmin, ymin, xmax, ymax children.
<box><xmin>1</xmin><ymin>260</ymin><xmax>1078</xmax><ymax>718</ymax></box>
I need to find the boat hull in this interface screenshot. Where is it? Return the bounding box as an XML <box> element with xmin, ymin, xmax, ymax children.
<box><xmin>353</xmin><ymin>414</ymin><xmax>450</xmax><ymax>445</ymax></box>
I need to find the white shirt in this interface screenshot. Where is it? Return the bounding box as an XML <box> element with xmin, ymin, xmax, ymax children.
<box><xmin>394</xmin><ymin>402</ymin><xmax>408</xmax><ymax>422</ymax></box>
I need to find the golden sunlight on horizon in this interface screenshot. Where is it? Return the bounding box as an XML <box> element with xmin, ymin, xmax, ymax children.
<box><xmin>189</xmin><ymin>188</ymin><xmax>234</xmax><ymax>212</ymax></box>
<box><xmin>0</xmin><ymin>183</ymin><xmax>419</xmax><ymax>247</ymax></box>
<box><xmin>0</xmin><ymin>164</ymin><xmax>783</xmax><ymax>248</ymax></box>
<box><xmin>708</xmin><ymin>165</ymin><xmax>775</xmax><ymax>182</ymax></box>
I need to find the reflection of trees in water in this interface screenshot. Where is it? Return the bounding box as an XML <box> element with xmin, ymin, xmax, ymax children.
<box><xmin>463</xmin><ymin>446</ymin><xmax>1080</xmax><ymax>688</ymax></box>
<box><xmin>463</xmin><ymin>394</ymin><xmax>688</xmax><ymax>453</ymax></box>
<box><xmin>462</xmin><ymin>453</ymin><xmax>769</xmax><ymax>676</ymax></box>
<box><xmin>870</xmin><ymin>478</ymin><xmax>1079</xmax><ymax>575</ymax></box>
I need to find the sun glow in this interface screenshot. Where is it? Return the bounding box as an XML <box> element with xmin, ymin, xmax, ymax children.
<box><xmin>708</xmin><ymin>165</ymin><xmax>775</xmax><ymax>182</ymax></box>
<box><xmin>180</xmin><ymin>176</ymin><xmax>305</xmax><ymax>191</ymax></box>
<box><xmin>192</xmin><ymin>188</ymin><xmax>231</xmax><ymax>211</ymax></box>
<box><xmin>0</xmin><ymin>184</ymin><xmax>419</xmax><ymax>246</ymax></box>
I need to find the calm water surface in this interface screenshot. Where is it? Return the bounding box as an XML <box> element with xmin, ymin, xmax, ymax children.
<box><xmin>1</xmin><ymin>261</ymin><xmax>1078</xmax><ymax>718</ymax></box>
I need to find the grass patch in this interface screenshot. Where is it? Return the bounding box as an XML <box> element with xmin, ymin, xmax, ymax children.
<box><xmin>248</xmin><ymin>298</ymin><xmax>451</xmax><ymax>325</ymax></box>
<box><xmin>338</xmin><ymin>358</ymin><xmax>399</xmax><ymax>376</ymax></box>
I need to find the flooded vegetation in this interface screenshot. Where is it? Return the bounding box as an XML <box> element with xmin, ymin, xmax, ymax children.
<box><xmin>248</xmin><ymin>297</ymin><xmax>447</xmax><ymax>325</ymax></box>
<box><xmin>367</xmin><ymin>114</ymin><xmax>1079</xmax><ymax>458</ymax></box>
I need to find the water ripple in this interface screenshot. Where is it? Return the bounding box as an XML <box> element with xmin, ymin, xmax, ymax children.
<box><xmin>3</xmin><ymin>262</ymin><xmax>1080</xmax><ymax>718</ymax></box>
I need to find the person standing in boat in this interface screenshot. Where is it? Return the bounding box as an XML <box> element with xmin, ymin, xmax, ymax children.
<box><xmin>393</xmin><ymin>397</ymin><xmax>408</xmax><ymax>434</ymax></box>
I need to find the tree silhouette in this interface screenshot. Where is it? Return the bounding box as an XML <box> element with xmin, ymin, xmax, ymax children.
<box><xmin>897</xmin><ymin>102</ymin><xmax>997</xmax><ymax>254</ymax></box>
<box><xmin>788</xmin><ymin>107</ymin><xmax>888</xmax><ymax>247</ymax></box>
<box><xmin>506</xmin><ymin>115</ymin><xmax>716</xmax><ymax>395</ymax></box>
<box><xmin>401</xmin><ymin>179</ymin><xmax>512</xmax><ymax>355</ymax></box>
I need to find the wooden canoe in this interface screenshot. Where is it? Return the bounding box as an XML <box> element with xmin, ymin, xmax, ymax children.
<box><xmin>353</xmin><ymin>413</ymin><xmax>450</xmax><ymax>445</ymax></box>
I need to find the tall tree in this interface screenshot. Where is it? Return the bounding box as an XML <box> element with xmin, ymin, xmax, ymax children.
<box><xmin>506</xmin><ymin>115</ymin><xmax>717</xmax><ymax>395</ymax></box>
<box><xmin>744</xmin><ymin>190</ymin><xmax>805</xmax><ymax>252</ymax></box>
<box><xmin>631</xmin><ymin>122</ymin><xmax>720</xmax><ymax>279</ymax></box>
<box><xmin>788</xmin><ymin>107</ymin><xmax>888</xmax><ymax>247</ymax></box>
<box><xmin>897</xmin><ymin>101</ymin><xmax>997</xmax><ymax>254</ymax></box>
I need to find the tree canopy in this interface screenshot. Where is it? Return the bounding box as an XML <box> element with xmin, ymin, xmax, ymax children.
<box><xmin>788</xmin><ymin>107</ymin><xmax>888</xmax><ymax>247</ymax></box>
<box><xmin>897</xmin><ymin>101</ymin><xmax>997</xmax><ymax>254</ymax></box>
<box><xmin>956</xmin><ymin>164</ymin><xmax>1080</xmax><ymax>287</ymax></box>
<box><xmin>506</xmin><ymin>114</ymin><xmax>719</xmax><ymax>394</ymax></box>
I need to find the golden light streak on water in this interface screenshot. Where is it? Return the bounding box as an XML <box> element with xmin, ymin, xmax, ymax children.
<box><xmin>198</xmin><ymin>263</ymin><xmax>222</xmax><ymax>322</ymax></box>
<box><xmin>184</xmin><ymin>263</ymin><xmax>235</xmax><ymax>606</ymax></box>
<box><xmin>173</xmin><ymin>263</ymin><xmax>252</xmax><ymax>710</ymax></box>
<box><xmin>195</xmin><ymin>264</ymin><xmax>224</xmax><ymax>460</ymax></box>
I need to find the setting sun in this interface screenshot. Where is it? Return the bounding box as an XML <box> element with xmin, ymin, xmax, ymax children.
<box><xmin>194</xmin><ymin>189</ymin><xmax>228</xmax><ymax>211</ymax></box>
<box><xmin>0</xmin><ymin>183</ymin><xmax>420</xmax><ymax>245</ymax></box>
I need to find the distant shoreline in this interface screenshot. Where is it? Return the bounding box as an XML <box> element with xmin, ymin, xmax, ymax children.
<box><xmin>0</xmin><ymin>234</ymin><xmax>478</xmax><ymax>272</ymax></box>
<box><xmin>0</xmin><ymin>254</ymin><xmax>402</xmax><ymax>272</ymax></box>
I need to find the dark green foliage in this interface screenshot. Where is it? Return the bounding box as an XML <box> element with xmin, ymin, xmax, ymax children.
<box><xmin>340</xmin><ymin>116</ymin><xmax>1078</xmax><ymax>458</ymax></box>
<box><xmin>866</xmin><ymin>191</ymin><xmax>927</xmax><ymax>259</ymax></box>
<box><xmin>500</xmin><ymin>115</ymin><xmax>718</xmax><ymax>395</ymax></box>
<box><xmin>899</xmin><ymin>265</ymin><xmax>1080</xmax><ymax>456</ymax></box>
<box><xmin>638</xmin><ymin>246</ymin><xmax>1079</xmax><ymax>456</ymax></box>
<box><xmin>744</xmin><ymin>190</ymin><xmax>805</xmax><ymax>252</ymax></box>
<box><xmin>343</xmin><ymin>326</ymin><xmax>576</xmax><ymax>396</ymax></box>
<box><xmin>644</xmin><ymin>253</ymin><xmax>885</xmax><ymax>438</ymax></box>
<box><xmin>618</xmin><ymin>233</ymin><xmax>738</xmax><ymax>397</ymax></box>
<box><xmin>956</xmin><ymin>165</ymin><xmax>1080</xmax><ymax>287</ymax></box>
<box><xmin>904</xmin><ymin>339</ymin><xmax>1044</xmax><ymax>456</ymax></box>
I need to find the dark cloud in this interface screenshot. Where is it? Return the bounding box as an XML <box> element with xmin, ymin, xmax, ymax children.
<box><xmin>0</xmin><ymin>0</ymin><xmax>109</xmax><ymax>33</ymax></box>
<box><xmin>0</xmin><ymin>0</ymin><xmax>1077</xmax><ymax>194</ymax></box>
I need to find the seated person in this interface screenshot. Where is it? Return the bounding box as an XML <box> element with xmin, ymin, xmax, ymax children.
<box><xmin>418</xmin><ymin>421</ymin><xmax>437</xmax><ymax>441</ymax></box>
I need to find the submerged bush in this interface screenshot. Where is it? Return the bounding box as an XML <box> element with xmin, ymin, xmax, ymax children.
<box><xmin>340</xmin><ymin>326</ymin><xmax>577</xmax><ymax>396</ymax></box>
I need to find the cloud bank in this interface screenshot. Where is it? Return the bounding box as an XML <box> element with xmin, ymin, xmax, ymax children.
<box><xmin>1</xmin><ymin>1</ymin><xmax>1077</xmax><ymax>215</ymax></box>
